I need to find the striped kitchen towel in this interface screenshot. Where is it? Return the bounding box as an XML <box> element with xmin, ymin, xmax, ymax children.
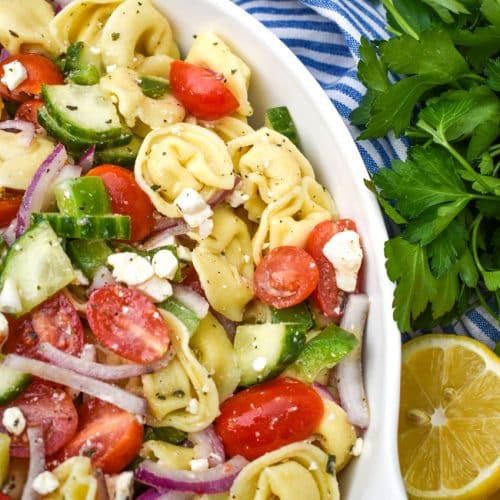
<box><xmin>235</xmin><ymin>0</ymin><xmax>500</xmax><ymax>347</ymax></box>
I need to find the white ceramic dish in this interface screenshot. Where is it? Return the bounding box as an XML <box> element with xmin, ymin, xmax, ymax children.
<box><xmin>153</xmin><ymin>0</ymin><xmax>406</xmax><ymax>498</ymax></box>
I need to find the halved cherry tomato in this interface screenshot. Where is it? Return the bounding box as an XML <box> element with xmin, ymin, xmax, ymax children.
<box><xmin>215</xmin><ymin>377</ymin><xmax>324</xmax><ymax>460</ymax></box>
<box><xmin>0</xmin><ymin>54</ymin><xmax>63</xmax><ymax>102</ymax></box>
<box><xmin>5</xmin><ymin>292</ymin><xmax>84</xmax><ymax>359</ymax></box>
<box><xmin>305</xmin><ymin>219</ymin><xmax>357</xmax><ymax>320</ymax></box>
<box><xmin>169</xmin><ymin>61</ymin><xmax>239</xmax><ymax>120</ymax></box>
<box><xmin>87</xmin><ymin>284</ymin><xmax>171</xmax><ymax>364</ymax></box>
<box><xmin>87</xmin><ymin>165</ymin><xmax>155</xmax><ymax>241</ymax></box>
<box><xmin>0</xmin><ymin>380</ymin><xmax>78</xmax><ymax>458</ymax></box>
<box><xmin>15</xmin><ymin>99</ymin><xmax>43</xmax><ymax>127</ymax></box>
<box><xmin>253</xmin><ymin>246</ymin><xmax>319</xmax><ymax>309</ymax></box>
<box><xmin>0</xmin><ymin>190</ymin><xmax>23</xmax><ymax>227</ymax></box>
<box><xmin>49</xmin><ymin>398</ymin><xmax>143</xmax><ymax>474</ymax></box>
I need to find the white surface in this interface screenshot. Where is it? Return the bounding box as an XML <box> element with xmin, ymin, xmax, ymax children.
<box><xmin>154</xmin><ymin>1</ymin><xmax>405</xmax><ymax>498</ymax></box>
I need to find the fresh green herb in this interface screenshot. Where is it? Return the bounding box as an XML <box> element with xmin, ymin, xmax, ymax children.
<box><xmin>351</xmin><ymin>1</ymin><xmax>500</xmax><ymax>331</ymax></box>
<box><xmin>143</xmin><ymin>426</ymin><xmax>187</xmax><ymax>445</ymax></box>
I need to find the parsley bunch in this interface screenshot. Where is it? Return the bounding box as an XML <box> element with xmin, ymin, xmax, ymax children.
<box><xmin>351</xmin><ymin>0</ymin><xmax>500</xmax><ymax>332</ymax></box>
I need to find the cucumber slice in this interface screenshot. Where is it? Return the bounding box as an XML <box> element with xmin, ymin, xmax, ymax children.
<box><xmin>64</xmin><ymin>42</ymin><xmax>102</xmax><ymax>85</ymax></box>
<box><xmin>265</xmin><ymin>106</ymin><xmax>299</xmax><ymax>146</ymax></box>
<box><xmin>139</xmin><ymin>76</ymin><xmax>170</xmax><ymax>99</ymax></box>
<box><xmin>66</xmin><ymin>240</ymin><xmax>112</xmax><ymax>279</ymax></box>
<box><xmin>270</xmin><ymin>303</ymin><xmax>314</xmax><ymax>332</ymax></box>
<box><xmin>42</xmin><ymin>84</ymin><xmax>123</xmax><ymax>141</ymax></box>
<box><xmin>158</xmin><ymin>297</ymin><xmax>200</xmax><ymax>334</ymax></box>
<box><xmin>55</xmin><ymin>177</ymin><xmax>111</xmax><ymax>217</ymax></box>
<box><xmin>0</xmin><ymin>432</ymin><xmax>10</xmax><ymax>486</ymax></box>
<box><xmin>94</xmin><ymin>135</ymin><xmax>142</xmax><ymax>169</ymax></box>
<box><xmin>31</xmin><ymin>213</ymin><xmax>131</xmax><ymax>240</ymax></box>
<box><xmin>291</xmin><ymin>326</ymin><xmax>358</xmax><ymax>383</ymax></box>
<box><xmin>0</xmin><ymin>362</ymin><xmax>31</xmax><ymax>406</ymax></box>
<box><xmin>234</xmin><ymin>323</ymin><xmax>306</xmax><ymax>387</ymax></box>
<box><xmin>38</xmin><ymin>106</ymin><xmax>132</xmax><ymax>152</ymax></box>
<box><xmin>143</xmin><ymin>426</ymin><xmax>187</xmax><ymax>445</ymax></box>
<box><xmin>0</xmin><ymin>222</ymin><xmax>75</xmax><ymax>315</ymax></box>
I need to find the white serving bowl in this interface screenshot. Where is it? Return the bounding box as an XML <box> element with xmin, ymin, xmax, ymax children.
<box><xmin>154</xmin><ymin>1</ymin><xmax>406</xmax><ymax>498</ymax></box>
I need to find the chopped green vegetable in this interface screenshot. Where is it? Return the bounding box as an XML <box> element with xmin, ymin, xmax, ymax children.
<box><xmin>143</xmin><ymin>426</ymin><xmax>187</xmax><ymax>445</ymax></box>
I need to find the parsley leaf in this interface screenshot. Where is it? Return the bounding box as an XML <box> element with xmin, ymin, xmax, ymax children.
<box><xmin>358</xmin><ymin>38</ymin><xmax>389</xmax><ymax>92</ymax></box>
<box><xmin>485</xmin><ymin>58</ymin><xmax>500</xmax><ymax>91</ymax></box>
<box><xmin>421</xmin><ymin>0</ymin><xmax>470</xmax><ymax>21</ymax></box>
<box><xmin>481</xmin><ymin>0</ymin><xmax>500</xmax><ymax>27</ymax></box>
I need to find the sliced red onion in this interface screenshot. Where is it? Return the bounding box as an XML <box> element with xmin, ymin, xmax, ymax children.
<box><xmin>312</xmin><ymin>382</ymin><xmax>334</xmax><ymax>402</ymax></box>
<box><xmin>207</xmin><ymin>176</ymin><xmax>241</xmax><ymax>208</ymax></box>
<box><xmin>21</xmin><ymin>427</ymin><xmax>45</xmax><ymax>500</ymax></box>
<box><xmin>210</xmin><ymin>308</ymin><xmax>237</xmax><ymax>341</ymax></box>
<box><xmin>0</xmin><ymin>120</ymin><xmax>35</xmax><ymax>147</ymax></box>
<box><xmin>152</xmin><ymin>217</ymin><xmax>189</xmax><ymax>237</ymax></box>
<box><xmin>189</xmin><ymin>426</ymin><xmax>226</xmax><ymax>467</ymax></box>
<box><xmin>2</xmin><ymin>218</ymin><xmax>17</xmax><ymax>246</ymax></box>
<box><xmin>89</xmin><ymin>266</ymin><xmax>115</xmax><ymax>293</ymax></box>
<box><xmin>54</xmin><ymin>163</ymin><xmax>82</xmax><ymax>185</ymax></box>
<box><xmin>135</xmin><ymin>456</ymin><xmax>248</xmax><ymax>494</ymax></box>
<box><xmin>0</xmin><ymin>48</ymin><xmax>11</xmax><ymax>62</ymax></box>
<box><xmin>334</xmin><ymin>294</ymin><xmax>370</xmax><ymax>429</ymax></box>
<box><xmin>81</xmin><ymin>343</ymin><xmax>97</xmax><ymax>362</ymax></box>
<box><xmin>15</xmin><ymin>143</ymin><xmax>68</xmax><ymax>237</ymax></box>
<box><xmin>173</xmin><ymin>285</ymin><xmax>209</xmax><ymax>319</ymax></box>
<box><xmin>78</xmin><ymin>146</ymin><xmax>96</xmax><ymax>174</ymax></box>
<box><xmin>3</xmin><ymin>353</ymin><xmax>148</xmax><ymax>415</ymax></box>
<box><xmin>37</xmin><ymin>342</ymin><xmax>174</xmax><ymax>380</ymax></box>
<box><xmin>137</xmin><ymin>490</ymin><xmax>191</xmax><ymax>500</ymax></box>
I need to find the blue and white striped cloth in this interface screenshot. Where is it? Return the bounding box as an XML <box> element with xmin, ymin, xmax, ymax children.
<box><xmin>236</xmin><ymin>0</ymin><xmax>500</xmax><ymax>347</ymax></box>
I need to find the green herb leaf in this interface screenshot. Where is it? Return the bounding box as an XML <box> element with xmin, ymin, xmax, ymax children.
<box><xmin>485</xmin><ymin>58</ymin><xmax>500</xmax><ymax>91</ymax></box>
<box><xmin>480</xmin><ymin>0</ymin><xmax>500</xmax><ymax>27</ymax></box>
<box><xmin>421</xmin><ymin>0</ymin><xmax>470</xmax><ymax>20</ymax></box>
<box><xmin>364</xmin><ymin>179</ymin><xmax>408</xmax><ymax>224</ymax></box>
<box><xmin>358</xmin><ymin>38</ymin><xmax>390</xmax><ymax>91</ymax></box>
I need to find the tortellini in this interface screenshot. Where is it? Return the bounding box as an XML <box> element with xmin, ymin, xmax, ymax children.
<box><xmin>50</xmin><ymin>0</ymin><xmax>179</xmax><ymax>76</ymax></box>
<box><xmin>187</xmin><ymin>116</ymin><xmax>255</xmax><ymax>143</ymax></box>
<box><xmin>142</xmin><ymin>311</ymin><xmax>219</xmax><ymax>432</ymax></box>
<box><xmin>230</xmin><ymin>442</ymin><xmax>340</xmax><ymax>500</ymax></box>
<box><xmin>192</xmin><ymin>206</ymin><xmax>254</xmax><ymax>321</ymax></box>
<box><xmin>186</xmin><ymin>32</ymin><xmax>253</xmax><ymax>117</ymax></box>
<box><xmin>135</xmin><ymin>124</ymin><xmax>235</xmax><ymax>217</ymax></box>
<box><xmin>45</xmin><ymin>457</ymin><xmax>97</xmax><ymax>500</ymax></box>
<box><xmin>99</xmin><ymin>67</ymin><xmax>185</xmax><ymax>131</ymax></box>
<box><xmin>0</xmin><ymin>0</ymin><xmax>62</xmax><ymax>55</ymax></box>
<box><xmin>227</xmin><ymin>128</ymin><xmax>316</xmax><ymax>221</ymax></box>
<box><xmin>0</xmin><ymin>132</ymin><xmax>55</xmax><ymax>190</ymax></box>
<box><xmin>141</xmin><ymin>440</ymin><xmax>195</xmax><ymax>470</ymax></box>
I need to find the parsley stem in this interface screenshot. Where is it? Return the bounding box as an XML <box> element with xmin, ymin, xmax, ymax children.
<box><xmin>381</xmin><ymin>0</ymin><xmax>419</xmax><ymax>40</ymax></box>
<box><xmin>474</xmin><ymin>288</ymin><xmax>500</xmax><ymax>323</ymax></box>
<box><xmin>471</xmin><ymin>214</ymin><xmax>485</xmax><ymax>274</ymax></box>
<box><xmin>458</xmin><ymin>73</ymin><xmax>486</xmax><ymax>83</ymax></box>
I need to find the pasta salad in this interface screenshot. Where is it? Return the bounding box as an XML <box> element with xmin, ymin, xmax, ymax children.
<box><xmin>0</xmin><ymin>1</ymin><xmax>370</xmax><ymax>499</ymax></box>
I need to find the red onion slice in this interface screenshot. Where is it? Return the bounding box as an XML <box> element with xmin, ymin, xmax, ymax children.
<box><xmin>312</xmin><ymin>382</ymin><xmax>335</xmax><ymax>402</ymax></box>
<box><xmin>54</xmin><ymin>163</ymin><xmax>82</xmax><ymax>185</ymax></box>
<box><xmin>21</xmin><ymin>427</ymin><xmax>45</xmax><ymax>500</ymax></box>
<box><xmin>173</xmin><ymin>285</ymin><xmax>209</xmax><ymax>319</ymax></box>
<box><xmin>0</xmin><ymin>48</ymin><xmax>11</xmax><ymax>62</ymax></box>
<box><xmin>189</xmin><ymin>426</ymin><xmax>226</xmax><ymax>467</ymax></box>
<box><xmin>37</xmin><ymin>342</ymin><xmax>174</xmax><ymax>380</ymax></box>
<box><xmin>89</xmin><ymin>266</ymin><xmax>115</xmax><ymax>293</ymax></box>
<box><xmin>81</xmin><ymin>343</ymin><xmax>97</xmax><ymax>362</ymax></box>
<box><xmin>15</xmin><ymin>143</ymin><xmax>68</xmax><ymax>237</ymax></box>
<box><xmin>210</xmin><ymin>309</ymin><xmax>237</xmax><ymax>341</ymax></box>
<box><xmin>3</xmin><ymin>353</ymin><xmax>148</xmax><ymax>415</ymax></box>
<box><xmin>78</xmin><ymin>146</ymin><xmax>96</xmax><ymax>174</ymax></box>
<box><xmin>135</xmin><ymin>456</ymin><xmax>248</xmax><ymax>494</ymax></box>
<box><xmin>207</xmin><ymin>176</ymin><xmax>241</xmax><ymax>208</ymax></box>
<box><xmin>137</xmin><ymin>490</ymin><xmax>191</xmax><ymax>500</ymax></box>
<box><xmin>2</xmin><ymin>219</ymin><xmax>17</xmax><ymax>246</ymax></box>
<box><xmin>0</xmin><ymin>120</ymin><xmax>35</xmax><ymax>147</ymax></box>
<box><xmin>334</xmin><ymin>294</ymin><xmax>370</xmax><ymax>429</ymax></box>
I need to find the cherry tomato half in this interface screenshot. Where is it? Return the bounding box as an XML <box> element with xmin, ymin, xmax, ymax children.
<box><xmin>87</xmin><ymin>285</ymin><xmax>171</xmax><ymax>364</ymax></box>
<box><xmin>305</xmin><ymin>219</ymin><xmax>358</xmax><ymax>321</ymax></box>
<box><xmin>0</xmin><ymin>190</ymin><xmax>23</xmax><ymax>228</ymax></box>
<box><xmin>0</xmin><ymin>380</ymin><xmax>78</xmax><ymax>458</ymax></box>
<box><xmin>15</xmin><ymin>99</ymin><xmax>43</xmax><ymax>128</ymax></box>
<box><xmin>215</xmin><ymin>377</ymin><xmax>324</xmax><ymax>460</ymax></box>
<box><xmin>87</xmin><ymin>165</ymin><xmax>155</xmax><ymax>241</ymax></box>
<box><xmin>170</xmin><ymin>61</ymin><xmax>239</xmax><ymax>120</ymax></box>
<box><xmin>49</xmin><ymin>398</ymin><xmax>143</xmax><ymax>474</ymax></box>
<box><xmin>0</xmin><ymin>493</ymin><xmax>11</xmax><ymax>500</ymax></box>
<box><xmin>5</xmin><ymin>292</ymin><xmax>84</xmax><ymax>359</ymax></box>
<box><xmin>253</xmin><ymin>246</ymin><xmax>319</xmax><ymax>309</ymax></box>
<box><xmin>0</xmin><ymin>54</ymin><xmax>63</xmax><ymax>102</ymax></box>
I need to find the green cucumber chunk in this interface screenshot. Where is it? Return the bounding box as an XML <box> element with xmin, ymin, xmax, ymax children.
<box><xmin>158</xmin><ymin>297</ymin><xmax>200</xmax><ymax>334</ymax></box>
<box><xmin>0</xmin><ymin>432</ymin><xmax>10</xmax><ymax>486</ymax></box>
<box><xmin>270</xmin><ymin>303</ymin><xmax>314</xmax><ymax>332</ymax></box>
<box><xmin>31</xmin><ymin>213</ymin><xmax>131</xmax><ymax>240</ymax></box>
<box><xmin>66</xmin><ymin>240</ymin><xmax>112</xmax><ymax>279</ymax></box>
<box><xmin>0</xmin><ymin>221</ymin><xmax>75</xmax><ymax>315</ymax></box>
<box><xmin>64</xmin><ymin>42</ymin><xmax>102</xmax><ymax>85</ymax></box>
<box><xmin>143</xmin><ymin>426</ymin><xmax>187</xmax><ymax>445</ymax></box>
<box><xmin>234</xmin><ymin>323</ymin><xmax>306</xmax><ymax>387</ymax></box>
<box><xmin>0</xmin><ymin>362</ymin><xmax>31</xmax><ymax>406</ymax></box>
<box><xmin>42</xmin><ymin>84</ymin><xmax>123</xmax><ymax>141</ymax></box>
<box><xmin>139</xmin><ymin>76</ymin><xmax>170</xmax><ymax>99</ymax></box>
<box><xmin>265</xmin><ymin>106</ymin><xmax>299</xmax><ymax>146</ymax></box>
<box><xmin>94</xmin><ymin>135</ymin><xmax>142</xmax><ymax>169</ymax></box>
<box><xmin>55</xmin><ymin>177</ymin><xmax>111</xmax><ymax>217</ymax></box>
<box><xmin>291</xmin><ymin>326</ymin><xmax>358</xmax><ymax>383</ymax></box>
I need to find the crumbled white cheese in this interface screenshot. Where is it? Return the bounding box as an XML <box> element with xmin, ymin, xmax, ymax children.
<box><xmin>190</xmin><ymin>458</ymin><xmax>209</xmax><ymax>472</ymax></box>
<box><xmin>177</xmin><ymin>245</ymin><xmax>192</xmax><ymax>262</ymax></box>
<box><xmin>186</xmin><ymin>398</ymin><xmax>199</xmax><ymax>414</ymax></box>
<box><xmin>142</xmin><ymin>232</ymin><xmax>176</xmax><ymax>250</ymax></box>
<box><xmin>113</xmin><ymin>471</ymin><xmax>134</xmax><ymax>500</ymax></box>
<box><xmin>252</xmin><ymin>357</ymin><xmax>267</xmax><ymax>372</ymax></box>
<box><xmin>352</xmin><ymin>437</ymin><xmax>364</xmax><ymax>457</ymax></box>
<box><xmin>152</xmin><ymin>249</ymin><xmax>178</xmax><ymax>280</ymax></box>
<box><xmin>73</xmin><ymin>268</ymin><xmax>89</xmax><ymax>286</ymax></box>
<box><xmin>89</xmin><ymin>46</ymin><xmax>101</xmax><ymax>55</ymax></box>
<box><xmin>308</xmin><ymin>461</ymin><xmax>319</xmax><ymax>471</ymax></box>
<box><xmin>135</xmin><ymin>276</ymin><xmax>173</xmax><ymax>303</ymax></box>
<box><xmin>32</xmin><ymin>471</ymin><xmax>59</xmax><ymax>495</ymax></box>
<box><xmin>227</xmin><ymin>189</ymin><xmax>249</xmax><ymax>208</ymax></box>
<box><xmin>106</xmin><ymin>64</ymin><xmax>117</xmax><ymax>73</ymax></box>
<box><xmin>0</xmin><ymin>312</ymin><xmax>8</xmax><ymax>347</ymax></box>
<box><xmin>198</xmin><ymin>218</ymin><xmax>214</xmax><ymax>239</ymax></box>
<box><xmin>174</xmin><ymin>188</ymin><xmax>213</xmax><ymax>236</ymax></box>
<box><xmin>242</xmin><ymin>254</ymin><xmax>250</xmax><ymax>264</ymax></box>
<box><xmin>2</xmin><ymin>407</ymin><xmax>26</xmax><ymax>436</ymax></box>
<box><xmin>107</xmin><ymin>252</ymin><xmax>154</xmax><ymax>286</ymax></box>
<box><xmin>1</xmin><ymin>60</ymin><xmax>27</xmax><ymax>91</ymax></box>
<box><xmin>322</xmin><ymin>230</ymin><xmax>363</xmax><ymax>292</ymax></box>
<box><xmin>0</xmin><ymin>278</ymin><xmax>22</xmax><ymax>314</ymax></box>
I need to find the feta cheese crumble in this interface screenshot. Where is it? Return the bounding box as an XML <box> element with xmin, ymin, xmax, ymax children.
<box><xmin>113</xmin><ymin>471</ymin><xmax>134</xmax><ymax>500</ymax></box>
<box><xmin>135</xmin><ymin>275</ymin><xmax>173</xmax><ymax>303</ymax></box>
<box><xmin>152</xmin><ymin>249</ymin><xmax>178</xmax><ymax>280</ymax></box>
<box><xmin>190</xmin><ymin>458</ymin><xmax>209</xmax><ymax>472</ymax></box>
<box><xmin>2</xmin><ymin>407</ymin><xmax>26</xmax><ymax>435</ymax></box>
<box><xmin>107</xmin><ymin>252</ymin><xmax>154</xmax><ymax>286</ymax></box>
<box><xmin>174</xmin><ymin>188</ymin><xmax>213</xmax><ymax>237</ymax></box>
<box><xmin>352</xmin><ymin>437</ymin><xmax>364</xmax><ymax>457</ymax></box>
<box><xmin>0</xmin><ymin>312</ymin><xmax>8</xmax><ymax>347</ymax></box>
<box><xmin>1</xmin><ymin>60</ymin><xmax>27</xmax><ymax>91</ymax></box>
<box><xmin>0</xmin><ymin>278</ymin><xmax>22</xmax><ymax>314</ymax></box>
<box><xmin>32</xmin><ymin>471</ymin><xmax>59</xmax><ymax>495</ymax></box>
<box><xmin>227</xmin><ymin>189</ymin><xmax>249</xmax><ymax>208</ymax></box>
<box><xmin>322</xmin><ymin>230</ymin><xmax>363</xmax><ymax>292</ymax></box>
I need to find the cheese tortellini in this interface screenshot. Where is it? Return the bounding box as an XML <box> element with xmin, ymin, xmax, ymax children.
<box><xmin>230</xmin><ymin>442</ymin><xmax>340</xmax><ymax>500</ymax></box>
<box><xmin>141</xmin><ymin>440</ymin><xmax>195</xmax><ymax>470</ymax></box>
<box><xmin>50</xmin><ymin>0</ymin><xmax>179</xmax><ymax>76</ymax></box>
<box><xmin>192</xmin><ymin>206</ymin><xmax>254</xmax><ymax>321</ymax></box>
<box><xmin>135</xmin><ymin>124</ymin><xmax>235</xmax><ymax>217</ymax></box>
<box><xmin>187</xmin><ymin>116</ymin><xmax>255</xmax><ymax>143</ymax></box>
<box><xmin>45</xmin><ymin>457</ymin><xmax>97</xmax><ymax>500</ymax></box>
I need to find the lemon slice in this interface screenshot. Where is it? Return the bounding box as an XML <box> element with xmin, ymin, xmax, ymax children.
<box><xmin>399</xmin><ymin>334</ymin><xmax>500</xmax><ymax>500</ymax></box>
